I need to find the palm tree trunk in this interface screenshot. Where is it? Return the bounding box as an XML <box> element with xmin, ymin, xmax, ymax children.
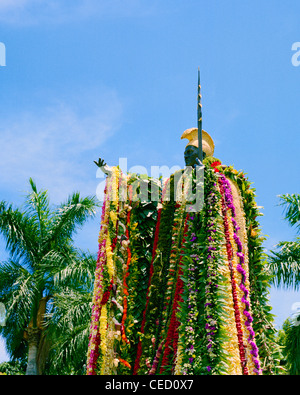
<box><xmin>25</xmin><ymin>327</ymin><xmax>40</xmax><ymax>375</ymax></box>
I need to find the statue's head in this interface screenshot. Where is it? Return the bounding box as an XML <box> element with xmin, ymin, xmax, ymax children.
<box><xmin>184</xmin><ymin>145</ymin><xmax>205</xmax><ymax>167</ymax></box>
<box><xmin>181</xmin><ymin>128</ymin><xmax>214</xmax><ymax>167</ymax></box>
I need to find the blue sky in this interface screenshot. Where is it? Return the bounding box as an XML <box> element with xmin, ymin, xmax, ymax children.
<box><xmin>0</xmin><ymin>0</ymin><xmax>300</xmax><ymax>363</ymax></box>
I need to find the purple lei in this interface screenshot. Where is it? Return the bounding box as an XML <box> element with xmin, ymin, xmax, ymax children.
<box><xmin>219</xmin><ymin>174</ymin><xmax>261</xmax><ymax>375</ymax></box>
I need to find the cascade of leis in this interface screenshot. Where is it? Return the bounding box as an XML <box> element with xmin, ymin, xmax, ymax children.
<box><xmin>86</xmin><ymin>161</ymin><xmax>281</xmax><ymax>375</ymax></box>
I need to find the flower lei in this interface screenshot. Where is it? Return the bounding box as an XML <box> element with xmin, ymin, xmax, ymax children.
<box><xmin>86</xmin><ymin>167</ymin><xmax>123</xmax><ymax>375</ymax></box>
<box><xmin>111</xmin><ymin>174</ymin><xmax>160</xmax><ymax>373</ymax></box>
<box><xmin>179</xmin><ymin>214</ymin><xmax>200</xmax><ymax>375</ymax></box>
<box><xmin>87</xmin><ymin>160</ymin><xmax>279</xmax><ymax>375</ymax></box>
<box><xmin>218</xmin><ymin>174</ymin><xmax>249</xmax><ymax>374</ymax></box>
<box><xmin>120</xmin><ymin>194</ymin><xmax>132</xmax><ymax>346</ymax></box>
<box><xmin>132</xmin><ymin>202</ymin><xmax>164</xmax><ymax>373</ymax></box>
<box><xmin>218</xmin><ymin>173</ymin><xmax>261</xmax><ymax>374</ymax></box>
<box><xmin>202</xmin><ymin>176</ymin><xmax>227</xmax><ymax>375</ymax></box>
<box><xmin>86</xmin><ymin>179</ymin><xmax>111</xmax><ymax>375</ymax></box>
<box><xmin>159</xmin><ymin>207</ymin><xmax>188</xmax><ymax>374</ymax></box>
<box><xmin>223</xmin><ymin>166</ymin><xmax>281</xmax><ymax>374</ymax></box>
<box><xmin>133</xmin><ymin>176</ymin><xmax>175</xmax><ymax>374</ymax></box>
<box><xmin>183</xmin><ymin>167</ymin><xmax>232</xmax><ymax>375</ymax></box>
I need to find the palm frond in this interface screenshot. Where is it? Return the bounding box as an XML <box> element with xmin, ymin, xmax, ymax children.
<box><xmin>0</xmin><ymin>316</ymin><xmax>28</xmax><ymax>360</ymax></box>
<box><xmin>52</xmin><ymin>250</ymin><xmax>96</xmax><ymax>290</ymax></box>
<box><xmin>45</xmin><ymin>288</ymin><xmax>92</xmax><ymax>374</ymax></box>
<box><xmin>45</xmin><ymin>193</ymin><xmax>98</xmax><ymax>248</ymax></box>
<box><xmin>37</xmin><ymin>248</ymin><xmax>96</xmax><ymax>293</ymax></box>
<box><xmin>0</xmin><ymin>201</ymin><xmax>38</xmax><ymax>267</ymax></box>
<box><xmin>35</xmin><ymin>246</ymin><xmax>76</xmax><ymax>286</ymax></box>
<box><xmin>279</xmin><ymin>194</ymin><xmax>300</xmax><ymax>233</ymax></box>
<box><xmin>22</xmin><ymin>178</ymin><xmax>51</xmax><ymax>242</ymax></box>
<box><xmin>0</xmin><ymin>259</ymin><xmax>26</xmax><ymax>296</ymax></box>
<box><xmin>283</xmin><ymin>316</ymin><xmax>300</xmax><ymax>374</ymax></box>
<box><xmin>0</xmin><ymin>259</ymin><xmax>40</xmax><ymax>360</ymax></box>
<box><xmin>48</xmin><ymin>288</ymin><xmax>92</xmax><ymax>328</ymax></box>
<box><xmin>48</xmin><ymin>323</ymin><xmax>90</xmax><ymax>374</ymax></box>
<box><xmin>7</xmin><ymin>268</ymin><xmax>38</xmax><ymax>330</ymax></box>
<box><xmin>268</xmin><ymin>238</ymin><xmax>300</xmax><ymax>290</ymax></box>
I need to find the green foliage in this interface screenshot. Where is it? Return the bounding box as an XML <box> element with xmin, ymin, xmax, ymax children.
<box><xmin>0</xmin><ymin>178</ymin><xmax>99</xmax><ymax>373</ymax></box>
<box><xmin>137</xmin><ymin>175</ymin><xmax>176</xmax><ymax>373</ymax></box>
<box><xmin>279</xmin><ymin>194</ymin><xmax>300</xmax><ymax>232</ymax></box>
<box><xmin>114</xmin><ymin>182</ymin><xmax>159</xmax><ymax>374</ymax></box>
<box><xmin>277</xmin><ymin>316</ymin><xmax>300</xmax><ymax>375</ymax></box>
<box><xmin>0</xmin><ymin>360</ymin><xmax>26</xmax><ymax>375</ymax></box>
<box><xmin>126</xmin><ymin>200</ymin><xmax>158</xmax><ymax>366</ymax></box>
<box><xmin>267</xmin><ymin>193</ymin><xmax>300</xmax><ymax>374</ymax></box>
<box><xmin>268</xmin><ymin>194</ymin><xmax>300</xmax><ymax>290</ymax></box>
<box><xmin>269</xmin><ymin>239</ymin><xmax>300</xmax><ymax>290</ymax></box>
<box><xmin>44</xmin><ymin>252</ymin><xmax>96</xmax><ymax>375</ymax></box>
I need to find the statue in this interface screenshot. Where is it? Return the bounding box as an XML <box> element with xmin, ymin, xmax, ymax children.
<box><xmin>94</xmin><ymin>128</ymin><xmax>214</xmax><ymax>177</ymax></box>
<box><xmin>87</xmin><ymin>76</ymin><xmax>280</xmax><ymax>376</ymax></box>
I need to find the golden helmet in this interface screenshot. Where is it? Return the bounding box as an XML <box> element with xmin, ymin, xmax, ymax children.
<box><xmin>181</xmin><ymin>128</ymin><xmax>215</xmax><ymax>157</ymax></box>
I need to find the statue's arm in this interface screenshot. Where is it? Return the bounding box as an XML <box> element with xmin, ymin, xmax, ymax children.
<box><xmin>94</xmin><ymin>158</ymin><xmax>112</xmax><ymax>176</ymax></box>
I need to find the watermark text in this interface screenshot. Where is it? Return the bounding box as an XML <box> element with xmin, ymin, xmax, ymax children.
<box><xmin>291</xmin><ymin>42</ymin><xmax>300</xmax><ymax>67</ymax></box>
<box><xmin>0</xmin><ymin>42</ymin><xmax>6</xmax><ymax>67</ymax></box>
<box><xmin>96</xmin><ymin>157</ymin><xmax>204</xmax><ymax>212</ymax></box>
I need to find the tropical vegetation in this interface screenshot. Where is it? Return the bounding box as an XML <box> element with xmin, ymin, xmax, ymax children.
<box><xmin>268</xmin><ymin>193</ymin><xmax>300</xmax><ymax>375</ymax></box>
<box><xmin>0</xmin><ymin>178</ymin><xmax>98</xmax><ymax>374</ymax></box>
<box><xmin>0</xmin><ymin>179</ymin><xmax>299</xmax><ymax>375</ymax></box>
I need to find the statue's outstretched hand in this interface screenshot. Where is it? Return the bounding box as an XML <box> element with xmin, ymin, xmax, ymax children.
<box><xmin>94</xmin><ymin>157</ymin><xmax>112</xmax><ymax>176</ymax></box>
<box><xmin>94</xmin><ymin>158</ymin><xmax>107</xmax><ymax>168</ymax></box>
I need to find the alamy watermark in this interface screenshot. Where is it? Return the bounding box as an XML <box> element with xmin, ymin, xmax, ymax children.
<box><xmin>96</xmin><ymin>157</ymin><xmax>204</xmax><ymax>212</ymax></box>
<box><xmin>0</xmin><ymin>303</ymin><xmax>6</xmax><ymax>326</ymax></box>
<box><xmin>291</xmin><ymin>42</ymin><xmax>300</xmax><ymax>67</ymax></box>
<box><xmin>0</xmin><ymin>42</ymin><xmax>6</xmax><ymax>67</ymax></box>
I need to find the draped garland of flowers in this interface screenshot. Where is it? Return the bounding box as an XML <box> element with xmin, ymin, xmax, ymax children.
<box><xmin>221</xmin><ymin>165</ymin><xmax>282</xmax><ymax>374</ymax></box>
<box><xmin>86</xmin><ymin>161</ymin><xmax>281</xmax><ymax>375</ymax></box>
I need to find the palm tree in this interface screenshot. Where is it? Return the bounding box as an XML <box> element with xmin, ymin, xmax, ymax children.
<box><xmin>268</xmin><ymin>193</ymin><xmax>300</xmax><ymax>374</ymax></box>
<box><xmin>278</xmin><ymin>317</ymin><xmax>300</xmax><ymax>375</ymax></box>
<box><xmin>43</xmin><ymin>250</ymin><xmax>96</xmax><ymax>375</ymax></box>
<box><xmin>0</xmin><ymin>178</ymin><xmax>98</xmax><ymax>375</ymax></box>
<box><xmin>268</xmin><ymin>194</ymin><xmax>300</xmax><ymax>289</ymax></box>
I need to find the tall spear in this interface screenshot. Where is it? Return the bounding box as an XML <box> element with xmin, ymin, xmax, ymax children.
<box><xmin>197</xmin><ymin>68</ymin><xmax>203</xmax><ymax>162</ymax></box>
